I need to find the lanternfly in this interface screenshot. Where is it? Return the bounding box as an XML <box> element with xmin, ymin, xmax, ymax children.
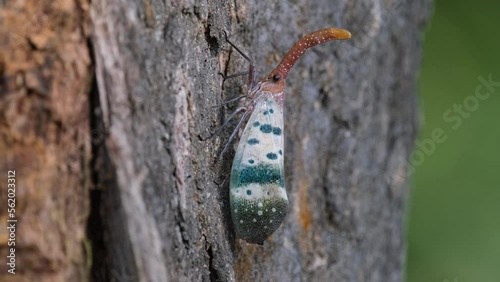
<box><xmin>218</xmin><ymin>28</ymin><xmax>351</xmax><ymax>244</ymax></box>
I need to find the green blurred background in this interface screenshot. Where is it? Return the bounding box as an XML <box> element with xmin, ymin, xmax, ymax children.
<box><xmin>406</xmin><ymin>0</ymin><xmax>500</xmax><ymax>282</ymax></box>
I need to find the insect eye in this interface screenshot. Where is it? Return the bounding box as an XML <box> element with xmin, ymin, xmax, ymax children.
<box><xmin>271</xmin><ymin>74</ymin><xmax>281</xmax><ymax>82</ymax></box>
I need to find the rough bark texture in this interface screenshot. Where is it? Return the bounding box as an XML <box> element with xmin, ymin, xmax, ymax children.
<box><xmin>1</xmin><ymin>0</ymin><xmax>432</xmax><ymax>281</ymax></box>
<box><xmin>0</xmin><ymin>0</ymin><xmax>91</xmax><ymax>281</ymax></box>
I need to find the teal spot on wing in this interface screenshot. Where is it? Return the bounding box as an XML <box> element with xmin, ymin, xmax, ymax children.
<box><xmin>247</xmin><ymin>138</ymin><xmax>259</xmax><ymax>145</ymax></box>
<box><xmin>260</xmin><ymin>124</ymin><xmax>273</xmax><ymax>133</ymax></box>
<box><xmin>272</xmin><ymin>127</ymin><xmax>282</xmax><ymax>135</ymax></box>
<box><xmin>266</xmin><ymin>153</ymin><xmax>278</xmax><ymax>160</ymax></box>
<box><xmin>253</xmin><ymin>121</ymin><xmax>260</xmax><ymax>127</ymax></box>
<box><xmin>233</xmin><ymin>164</ymin><xmax>284</xmax><ymax>187</ymax></box>
<box><xmin>259</xmin><ymin>124</ymin><xmax>282</xmax><ymax>135</ymax></box>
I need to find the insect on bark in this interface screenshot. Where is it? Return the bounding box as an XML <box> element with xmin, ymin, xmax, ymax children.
<box><xmin>219</xmin><ymin>28</ymin><xmax>351</xmax><ymax>244</ymax></box>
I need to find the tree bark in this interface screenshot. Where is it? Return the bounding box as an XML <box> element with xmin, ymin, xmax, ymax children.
<box><xmin>0</xmin><ymin>0</ymin><xmax>91</xmax><ymax>281</ymax></box>
<box><xmin>1</xmin><ymin>0</ymin><xmax>432</xmax><ymax>281</ymax></box>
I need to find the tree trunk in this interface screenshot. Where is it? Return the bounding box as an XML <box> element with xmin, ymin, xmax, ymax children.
<box><xmin>0</xmin><ymin>0</ymin><xmax>91</xmax><ymax>281</ymax></box>
<box><xmin>0</xmin><ymin>0</ymin><xmax>432</xmax><ymax>281</ymax></box>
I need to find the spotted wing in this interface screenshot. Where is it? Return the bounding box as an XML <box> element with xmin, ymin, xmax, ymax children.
<box><xmin>229</xmin><ymin>96</ymin><xmax>288</xmax><ymax>244</ymax></box>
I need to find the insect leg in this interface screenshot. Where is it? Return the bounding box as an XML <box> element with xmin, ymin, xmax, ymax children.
<box><xmin>222</xmin><ymin>31</ymin><xmax>260</xmax><ymax>90</ymax></box>
<box><xmin>212</xmin><ymin>95</ymin><xmax>248</xmax><ymax>108</ymax></box>
<box><xmin>218</xmin><ymin>109</ymin><xmax>250</xmax><ymax>158</ymax></box>
<box><xmin>204</xmin><ymin>106</ymin><xmax>247</xmax><ymax>140</ymax></box>
<box><xmin>223</xmin><ymin>31</ymin><xmax>253</xmax><ymax>63</ymax></box>
<box><xmin>218</xmin><ymin>66</ymin><xmax>250</xmax><ymax>106</ymax></box>
<box><xmin>219</xmin><ymin>71</ymin><xmax>249</xmax><ymax>80</ymax></box>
